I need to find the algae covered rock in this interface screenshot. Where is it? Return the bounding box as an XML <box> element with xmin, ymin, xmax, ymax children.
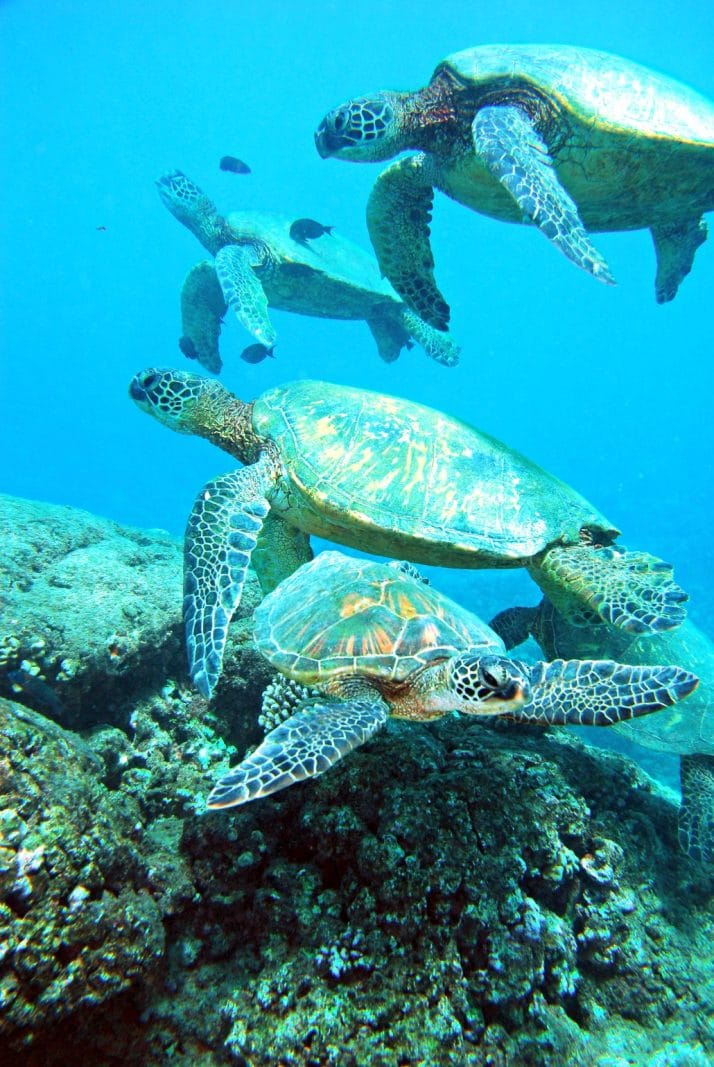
<box><xmin>0</xmin><ymin>697</ymin><xmax>165</xmax><ymax>1040</ymax></box>
<box><xmin>0</xmin><ymin>494</ymin><xmax>267</xmax><ymax>732</ymax></box>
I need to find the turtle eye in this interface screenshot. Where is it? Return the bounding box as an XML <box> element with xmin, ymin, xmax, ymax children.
<box><xmin>481</xmin><ymin>664</ymin><xmax>506</xmax><ymax>690</ymax></box>
<box><xmin>333</xmin><ymin>108</ymin><xmax>349</xmax><ymax>132</ymax></box>
<box><xmin>141</xmin><ymin>372</ymin><xmax>160</xmax><ymax>391</ymax></box>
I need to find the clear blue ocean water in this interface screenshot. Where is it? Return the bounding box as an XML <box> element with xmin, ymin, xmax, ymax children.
<box><xmin>1</xmin><ymin>1</ymin><xmax>712</xmax><ymax>755</ymax></box>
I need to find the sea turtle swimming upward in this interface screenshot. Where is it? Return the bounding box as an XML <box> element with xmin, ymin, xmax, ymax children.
<box><xmin>315</xmin><ymin>45</ymin><xmax>714</xmax><ymax>328</ymax></box>
<box><xmin>130</xmin><ymin>367</ymin><xmax>688</xmax><ymax>699</ymax></box>
<box><xmin>157</xmin><ymin>170</ymin><xmax>459</xmax><ymax>372</ymax></box>
<box><xmin>206</xmin><ymin>552</ymin><xmax>698</xmax><ymax>808</ymax></box>
<box><xmin>491</xmin><ymin>599</ymin><xmax>714</xmax><ymax>864</ymax></box>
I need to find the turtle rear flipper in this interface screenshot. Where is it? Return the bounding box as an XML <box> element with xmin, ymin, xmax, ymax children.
<box><xmin>489</xmin><ymin>605</ymin><xmax>539</xmax><ymax>650</ymax></box>
<box><xmin>532</xmin><ymin>545</ymin><xmax>688</xmax><ymax>634</ymax></box>
<box><xmin>472</xmin><ymin>105</ymin><xmax>615</xmax><ymax>285</ymax></box>
<box><xmin>185</xmin><ymin>457</ymin><xmax>275</xmax><ymax>698</ymax></box>
<box><xmin>678</xmin><ymin>753</ymin><xmax>714</xmax><ymax>864</ymax></box>
<box><xmin>513</xmin><ymin>658</ymin><xmax>699</xmax><ymax>726</ymax></box>
<box><xmin>651</xmin><ymin>216</ymin><xmax>707</xmax><ymax>303</ymax></box>
<box><xmin>215</xmin><ymin>244</ymin><xmax>277</xmax><ymax>348</ymax></box>
<box><xmin>180</xmin><ymin>261</ymin><xmax>227</xmax><ymax>374</ymax></box>
<box><xmin>206</xmin><ymin>696</ymin><xmax>389</xmax><ymax>808</ymax></box>
<box><xmin>366</xmin><ymin>312</ymin><xmax>410</xmax><ymax>363</ymax></box>
<box><xmin>366</xmin><ymin>154</ymin><xmax>451</xmax><ymax>330</ymax></box>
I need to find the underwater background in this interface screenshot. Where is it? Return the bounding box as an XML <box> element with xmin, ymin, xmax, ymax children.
<box><xmin>1</xmin><ymin>1</ymin><xmax>713</xmax><ymax>1062</ymax></box>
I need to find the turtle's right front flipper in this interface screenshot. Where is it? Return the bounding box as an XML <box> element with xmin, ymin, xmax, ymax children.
<box><xmin>400</xmin><ymin>308</ymin><xmax>460</xmax><ymax>367</ymax></box>
<box><xmin>215</xmin><ymin>244</ymin><xmax>277</xmax><ymax>349</ymax></box>
<box><xmin>367</xmin><ymin>154</ymin><xmax>451</xmax><ymax>331</ymax></box>
<box><xmin>532</xmin><ymin>545</ymin><xmax>688</xmax><ymax>635</ymax></box>
<box><xmin>185</xmin><ymin>455</ymin><xmax>276</xmax><ymax>697</ymax></box>
<box><xmin>515</xmin><ymin>658</ymin><xmax>699</xmax><ymax>726</ymax></box>
<box><xmin>206</xmin><ymin>696</ymin><xmax>389</xmax><ymax>808</ymax></box>
<box><xmin>472</xmin><ymin>105</ymin><xmax>615</xmax><ymax>285</ymax></box>
<box><xmin>179</xmin><ymin>261</ymin><xmax>227</xmax><ymax>374</ymax></box>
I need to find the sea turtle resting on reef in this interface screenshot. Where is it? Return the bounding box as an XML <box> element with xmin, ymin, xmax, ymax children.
<box><xmin>130</xmin><ymin>367</ymin><xmax>688</xmax><ymax>699</ymax></box>
<box><xmin>491</xmin><ymin>598</ymin><xmax>714</xmax><ymax>863</ymax></box>
<box><xmin>315</xmin><ymin>44</ymin><xmax>714</xmax><ymax>328</ymax></box>
<box><xmin>156</xmin><ymin>169</ymin><xmax>459</xmax><ymax>373</ymax></box>
<box><xmin>206</xmin><ymin>552</ymin><xmax>697</xmax><ymax>808</ymax></box>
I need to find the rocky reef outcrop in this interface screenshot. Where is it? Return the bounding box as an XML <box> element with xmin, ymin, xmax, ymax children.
<box><xmin>0</xmin><ymin>495</ymin><xmax>712</xmax><ymax>1066</ymax></box>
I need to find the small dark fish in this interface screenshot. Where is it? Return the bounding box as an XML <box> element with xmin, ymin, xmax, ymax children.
<box><xmin>240</xmin><ymin>343</ymin><xmax>276</xmax><ymax>364</ymax></box>
<box><xmin>289</xmin><ymin>218</ymin><xmax>334</xmax><ymax>244</ymax></box>
<box><xmin>8</xmin><ymin>668</ymin><xmax>65</xmax><ymax>719</ymax></box>
<box><xmin>179</xmin><ymin>335</ymin><xmax>199</xmax><ymax>360</ymax></box>
<box><xmin>96</xmin><ymin>225</ymin><xmax>107</xmax><ymax>231</ymax></box>
<box><xmin>219</xmin><ymin>155</ymin><xmax>251</xmax><ymax>175</ymax></box>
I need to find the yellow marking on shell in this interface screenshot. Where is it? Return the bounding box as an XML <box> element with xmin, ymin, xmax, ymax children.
<box><xmin>314</xmin><ymin>415</ymin><xmax>340</xmax><ymax>438</ymax></box>
<box><xmin>322</xmin><ymin>443</ymin><xmax>348</xmax><ymax>463</ymax></box>
<box><xmin>339</xmin><ymin>594</ymin><xmax>375</xmax><ymax>619</ymax></box>
<box><xmin>367</xmin><ymin>468</ymin><xmax>400</xmax><ymax>494</ymax></box>
<box><xmin>397</xmin><ymin>593</ymin><xmax>419</xmax><ymax>619</ymax></box>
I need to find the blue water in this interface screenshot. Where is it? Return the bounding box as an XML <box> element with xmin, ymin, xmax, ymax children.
<box><xmin>1</xmin><ymin>4</ymin><xmax>712</xmax><ymax>641</ymax></box>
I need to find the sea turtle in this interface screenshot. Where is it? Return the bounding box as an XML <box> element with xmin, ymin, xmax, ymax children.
<box><xmin>491</xmin><ymin>599</ymin><xmax>714</xmax><ymax>863</ymax></box>
<box><xmin>315</xmin><ymin>45</ymin><xmax>714</xmax><ymax>328</ymax></box>
<box><xmin>129</xmin><ymin>367</ymin><xmax>688</xmax><ymax>699</ymax></box>
<box><xmin>206</xmin><ymin>552</ymin><xmax>697</xmax><ymax>808</ymax></box>
<box><xmin>157</xmin><ymin>169</ymin><xmax>459</xmax><ymax>372</ymax></box>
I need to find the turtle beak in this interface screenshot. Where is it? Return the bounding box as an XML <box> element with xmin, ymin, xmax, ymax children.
<box><xmin>314</xmin><ymin>121</ymin><xmax>336</xmax><ymax>159</ymax></box>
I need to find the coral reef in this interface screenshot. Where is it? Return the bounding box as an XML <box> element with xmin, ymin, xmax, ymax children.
<box><xmin>1</xmin><ymin>497</ymin><xmax>712</xmax><ymax>1066</ymax></box>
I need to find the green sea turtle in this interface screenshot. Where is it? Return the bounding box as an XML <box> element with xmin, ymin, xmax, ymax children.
<box><xmin>206</xmin><ymin>551</ymin><xmax>697</xmax><ymax>808</ymax></box>
<box><xmin>129</xmin><ymin>367</ymin><xmax>688</xmax><ymax>699</ymax></box>
<box><xmin>491</xmin><ymin>599</ymin><xmax>714</xmax><ymax>863</ymax></box>
<box><xmin>157</xmin><ymin>169</ymin><xmax>459</xmax><ymax>373</ymax></box>
<box><xmin>315</xmin><ymin>45</ymin><xmax>714</xmax><ymax>328</ymax></box>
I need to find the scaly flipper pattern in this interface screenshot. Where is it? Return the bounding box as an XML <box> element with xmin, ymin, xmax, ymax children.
<box><xmin>472</xmin><ymin>105</ymin><xmax>615</xmax><ymax>285</ymax></box>
<box><xmin>533</xmin><ymin>546</ymin><xmax>688</xmax><ymax>634</ymax></box>
<box><xmin>184</xmin><ymin>455</ymin><xmax>275</xmax><ymax>697</ymax></box>
<box><xmin>180</xmin><ymin>261</ymin><xmax>227</xmax><ymax>374</ymax></box>
<box><xmin>206</xmin><ymin>696</ymin><xmax>389</xmax><ymax>808</ymax></box>
<box><xmin>514</xmin><ymin>658</ymin><xmax>699</xmax><ymax>725</ymax></box>
<box><xmin>367</xmin><ymin>154</ymin><xmax>451</xmax><ymax>331</ymax></box>
<box><xmin>215</xmin><ymin>244</ymin><xmax>277</xmax><ymax>348</ymax></box>
<box><xmin>679</xmin><ymin>753</ymin><xmax>714</xmax><ymax>863</ymax></box>
<box><xmin>401</xmin><ymin>308</ymin><xmax>460</xmax><ymax>366</ymax></box>
<box><xmin>651</xmin><ymin>216</ymin><xmax>707</xmax><ymax>303</ymax></box>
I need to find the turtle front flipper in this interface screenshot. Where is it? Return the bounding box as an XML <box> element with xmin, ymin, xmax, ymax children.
<box><xmin>206</xmin><ymin>696</ymin><xmax>389</xmax><ymax>808</ymax></box>
<box><xmin>678</xmin><ymin>753</ymin><xmax>714</xmax><ymax>864</ymax></box>
<box><xmin>400</xmin><ymin>308</ymin><xmax>460</xmax><ymax>367</ymax></box>
<box><xmin>251</xmin><ymin>513</ymin><xmax>313</xmax><ymax>597</ymax></box>
<box><xmin>651</xmin><ymin>216</ymin><xmax>707</xmax><ymax>303</ymax></box>
<box><xmin>185</xmin><ymin>455</ymin><xmax>276</xmax><ymax>697</ymax></box>
<box><xmin>367</xmin><ymin>154</ymin><xmax>451</xmax><ymax>331</ymax></box>
<box><xmin>513</xmin><ymin>658</ymin><xmax>699</xmax><ymax>726</ymax></box>
<box><xmin>180</xmin><ymin>261</ymin><xmax>227</xmax><ymax>374</ymax></box>
<box><xmin>531</xmin><ymin>545</ymin><xmax>688</xmax><ymax>634</ymax></box>
<box><xmin>472</xmin><ymin>105</ymin><xmax>615</xmax><ymax>286</ymax></box>
<box><xmin>214</xmin><ymin>244</ymin><xmax>277</xmax><ymax>348</ymax></box>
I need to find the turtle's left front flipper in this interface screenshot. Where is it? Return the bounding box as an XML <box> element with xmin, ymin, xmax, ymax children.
<box><xmin>531</xmin><ymin>545</ymin><xmax>688</xmax><ymax>634</ymax></box>
<box><xmin>367</xmin><ymin>154</ymin><xmax>451</xmax><ymax>331</ymax></box>
<box><xmin>678</xmin><ymin>753</ymin><xmax>714</xmax><ymax>864</ymax></box>
<box><xmin>206</xmin><ymin>697</ymin><xmax>389</xmax><ymax>808</ymax></box>
<box><xmin>472</xmin><ymin>105</ymin><xmax>614</xmax><ymax>285</ymax></box>
<box><xmin>179</xmin><ymin>261</ymin><xmax>227</xmax><ymax>374</ymax></box>
<box><xmin>185</xmin><ymin>455</ymin><xmax>276</xmax><ymax>698</ymax></box>
<box><xmin>512</xmin><ymin>658</ymin><xmax>699</xmax><ymax>726</ymax></box>
<box><xmin>215</xmin><ymin>244</ymin><xmax>277</xmax><ymax>348</ymax></box>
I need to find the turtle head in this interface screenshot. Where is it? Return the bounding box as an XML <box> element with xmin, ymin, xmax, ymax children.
<box><xmin>447</xmin><ymin>653</ymin><xmax>531</xmax><ymax>716</ymax></box>
<box><xmin>156</xmin><ymin>170</ymin><xmax>228</xmax><ymax>254</ymax></box>
<box><xmin>315</xmin><ymin>92</ymin><xmax>410</xmax><ymax>162</ymax></box>
<box><xmin>130</xmin><ymin>368</ymin><xmax>252</xmax><ymax>460</ymax></box>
